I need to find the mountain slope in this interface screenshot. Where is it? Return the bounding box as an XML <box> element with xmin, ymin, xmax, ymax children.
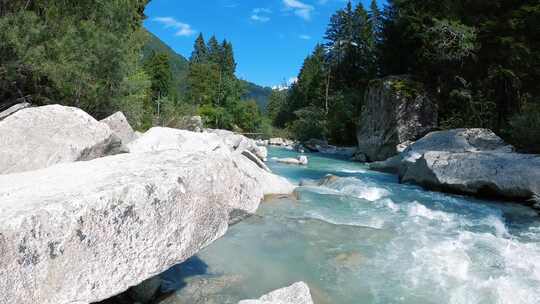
<box><xmin>241</xmin><ymin>80</ymin><xmax>273</xmax><ymax>112</ymax></box>
<box><xmin>142</xmin><ymin>30</ymin><xmax>271</xmax><ymax>110</ymax></box>
<box><xmin>142</xmin><ymin>29</ymin><xmax>189</xmax><ymax>95</ymax></box>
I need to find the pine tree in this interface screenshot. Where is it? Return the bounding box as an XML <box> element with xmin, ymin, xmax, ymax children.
<box><xmin>221</xmin><ymin>40</ymin><xmax>237</xmax><ymax>76</ymax></box>
<box><xmin>207</xmin><ymin>35</ymin><xmax>222</xmax><ymax>65</ymax></box>
<box><xmin>190</xmin><ymin>33</ymin><xmax>208</xmax><ymax>64</ymax></box>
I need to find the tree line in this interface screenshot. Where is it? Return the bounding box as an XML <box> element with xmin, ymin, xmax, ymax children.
<box><xmin>268</xmin><ymin>0</ymin><xmax>540</xmax><ymax>152</ymax></box>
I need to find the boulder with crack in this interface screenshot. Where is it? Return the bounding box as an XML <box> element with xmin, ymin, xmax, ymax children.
<box><xmin>0</xmin><ymin>150</ymin><xmax>262</xmax><ymax>304</ymax></box>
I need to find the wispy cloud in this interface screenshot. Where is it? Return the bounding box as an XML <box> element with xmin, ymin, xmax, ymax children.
<box><xmin>153</xmin><ymin>17</ymin><xmax>196</xmax><ymax>37</ymax></box>
<box><xmin>251</xmin><ymin>8</ymin><xmax>272</xmax><ymax>23</ymax></box>
<box><xmin>283</xmin><ymin>0</ymin><xmax>314</xmax><ymax>20</ymax></box>
<box><xmin>299</xmin><ymin>34</ymin><xmax>311</xmax><ymax>40</ymax></box>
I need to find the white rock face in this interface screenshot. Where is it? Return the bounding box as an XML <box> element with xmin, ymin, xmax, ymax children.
<box><xmin>0</xmin><ymin>150</ymin><xmax>262</xmax><ymax>304</ymax></box>
<box><xmin>0</xmin><ymin>105</ymin><xmax>118</xmax><ymax>175</ymax></box>
<box><xmin>402</xmin><ymin>151</ymin><xmax>540</xmax><ymax>203</ymax></box>
<box><xmin>128</xmin><ymin>127</ymin><xmax>229</xmax><ymax>155</ymax></box>
<box><xmin>238</xmin><ymin>282</ymin><xmax>314</xmax><ymax>304</ymax></box>
<box><xmin>234</xmin><ymin>154</ymin><xmax>296</xmax><ymax>196</ymax></box>
<box><xmin>100</xmin><ymin>111</ymin><xmax>135</xmax><ymax>145</ymax></box>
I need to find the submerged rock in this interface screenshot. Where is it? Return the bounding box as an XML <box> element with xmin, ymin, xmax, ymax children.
<box><xmin>0</xmin><ymin>150</ymin><xmax>262</xmax><ymax>304</ymax></box>
<box><xmin>0</xmin><ymin>104</ymin><xmax>119</xmax><ymax>174</ymax></box>
<box><xmin>238</xmin><ymin>282</ymin><xmax>314</xmax><ymax>304</ymax></box>
<box><xmin>100</xmin><ymin>111</ymin><xmax>136</xmax><ymax>146</ymax></box>
<box><xmin>356</xmin><ymin>76</ymin><xmax>437</xmax><ymax>162</ymax></box>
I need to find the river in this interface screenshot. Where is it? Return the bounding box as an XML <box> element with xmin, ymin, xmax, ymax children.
<box><xmin>159</xmin><ymin>147</ymin><xmax>540</xmax><ymax>304</ymax></box>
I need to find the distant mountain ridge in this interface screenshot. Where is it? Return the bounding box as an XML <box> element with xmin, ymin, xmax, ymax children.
<box><xmin>142</xmin><ymin>29</ymin><xmax>272</xmax><ymax>111</ymax></box>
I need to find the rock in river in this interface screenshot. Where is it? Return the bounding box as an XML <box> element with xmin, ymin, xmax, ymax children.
<box><xmin>0</xmin><ymin>104</ymin><xmax>119</xmax><ymax>175</ymax></box>
<box><xmin>238</xmin><ymin>282</ymin><xmax>314</xmax><ymax>304</ymax></box>
<box><xmin>0</xmin><ymin>150</ymin><xmax>262</xmax><ymax>304</ymax></box>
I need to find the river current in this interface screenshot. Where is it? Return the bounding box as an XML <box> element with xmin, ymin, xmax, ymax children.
<box><xmin>160</xmin><ymin>147</ymin><xmax>540</xmax><ymax>304</ymax></box>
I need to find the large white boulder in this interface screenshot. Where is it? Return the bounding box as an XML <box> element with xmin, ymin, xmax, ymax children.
<box><xmin>0</xmin><ymin>150</ymin><xmax>262</xmax><ymax>304</ymax></box>
<box><xmin>401</xmin><ymin>151</ymin><xmax>540</xmax><ymax>205</ymax></box>
<box><xmin>100</xmin><ymin>111</ymin><xmax>135</xmax><ymax>145</ymax></box>
<box><xmin>0</xmin><ymin>105</ymin><xmax>118</xmax><ymax>175</ymax></box>
<box><xmin>127</xmin><ymin>127</ymin><xmax>229</xmax><ymax>155</ymax></box>
<box><xmin>238</xmin><ymin>282</ymin><xmax>314</xmax><ymax>304</ymax></box>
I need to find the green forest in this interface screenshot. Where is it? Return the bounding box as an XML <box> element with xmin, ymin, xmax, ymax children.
<box><xmin>1</xmin><ymin>0</ymin><xmax>539</xmax><ymax>152</ymax></box>
<box><xmin>270</xmin><ymin>0</ymin><xmax>540</xmax><ymax>152</ymax></box>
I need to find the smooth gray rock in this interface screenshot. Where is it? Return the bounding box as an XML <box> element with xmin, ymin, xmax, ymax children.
<box><xmin>0</xmin><ymin>102</ymin><xmax>31</xmax><ymax>120</ymax></box>
<box><xmin>401</xmin><ymin>151</ymin><xmax>540</xmax><ymax>203</ymax></box>
<box><xmin>0</xmin><ymin>105</ymin><xmax>118</xmax><ymax>175</ymax></box>
<box><xmin>370</xmin><ymin>128</ymin><xmax>514</xmax><ymax>174</ymax></box>
<box><xmin>128</xmin><ymin>127</ymin><xmax>229</xmax><ymax>155</ymax></box>
<box><xmin>100</xmin><ymin>111</ymin><xmax>136</xmax><ymax>145</ymax></box>
<box><xmin>238</xmin><ymin>282</ymin><xmax>314</xmax><ymax>304</ymax></box>
<box><xmin>356</xmin><ymin>76</ymin><xmax>437</xmax><ymax>162</ymax></box>
<box><xmin>0</xmin><ymin>150</ymin><xmax>262</xmax><ymax>304</ymax></box>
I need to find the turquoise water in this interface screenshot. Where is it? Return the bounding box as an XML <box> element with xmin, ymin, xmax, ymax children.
<box><xmin>161</xmin><ymin>148</ymin><xmax>540</xmax><ymax>304</ymax></box>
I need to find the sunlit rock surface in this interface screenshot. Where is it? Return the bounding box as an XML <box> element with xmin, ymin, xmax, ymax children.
<box><xmin>0</xmin><ymin>150</ymin><xmax>262</xmax><ymax>304</ymax></box>
<box><xmin>0</xmin><ymin>104</ymin><xmax>118</xmax><ymax>174</ymax></box>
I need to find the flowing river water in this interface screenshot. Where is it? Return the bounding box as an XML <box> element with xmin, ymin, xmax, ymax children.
<box><xmin>159</xmin><ymin>147</ymin><xmax>540</xmax><ymax>304</ymax></box>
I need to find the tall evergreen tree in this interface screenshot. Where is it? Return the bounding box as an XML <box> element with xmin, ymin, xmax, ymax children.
<box><xmin>190</xmin><ymin>33</ymin><xmax>208</xmax><ymax>64</ymax></box>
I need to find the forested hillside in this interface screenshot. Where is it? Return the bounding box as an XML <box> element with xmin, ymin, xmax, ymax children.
<box><xmin>269</xmin><ymin>0</ymin><xmax>540</xmax><ymax>151</ymax></box>
<box><xmin>142</xmin><ymin>30</ymin><xmax>189</xmax><ymax>98</ymax></box>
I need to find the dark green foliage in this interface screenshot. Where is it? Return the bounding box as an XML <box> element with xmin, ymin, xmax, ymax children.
<box><xmin>240</xmin><ymin>81</ymin><xmax>273</xmax><ymax>112</ymax></box>
<box><xmin>144</xmin><ymin>52</ymin><xmax>173</xmax><ymax>99</ymax></box>
<box><xmin>0</xmin><ymin>0</ymin><xmax>151</xmax><ymax>128</ymax></box>
<box><xmin>509</xmin><ymin>104</ymin><xmax>540</xmax><ymax>153</ymax></box>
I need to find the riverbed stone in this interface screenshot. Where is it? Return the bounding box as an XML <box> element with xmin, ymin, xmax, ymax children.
<box><xmin>0</xmin><ymin>150</ymin><xmax>262</xmax><ymax>304</ymax></box>
<box><xmin>401</xmin><ymin>151</ymin><xmax>540</xmax><ymax>204</ymax></box>
<box><xmin>0</xmin><ymin>104</ymin><xmax>119</xmax><ymax>175</ymax></box>
<box><xmin>238</xmin><ymin>282</ymin><xmax>314</xmax><ymax>304</ymax></box>
<box><xmin>356</xmin><ymin>76</ymin><xmax>437</xmax><ymax>162</ymax></box>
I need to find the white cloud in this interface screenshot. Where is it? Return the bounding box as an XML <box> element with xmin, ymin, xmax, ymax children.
<box><xmin>299</xmin><ymin>34</ymin><xmax>311</xmax><ymax>40</ymax></box>
<box><xmin>283</xmin><ymin>0</ymin><xmax>314</xmax><ymax>20</ymax></box>
<box><xmin>153</xmin><ymin>17</ymin><xmax>196</xmax><ymax>37</ymax></box>
<box><xmin>251</xmin><ymin>8</ymin><xmax>272</xmax><ymax>23</ymax></box>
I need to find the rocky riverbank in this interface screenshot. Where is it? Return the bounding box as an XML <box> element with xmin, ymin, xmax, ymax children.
<box><xmin>0</xmin><ymin>104</ymin><xmax>298</xmax><ymax>304</ymax></box>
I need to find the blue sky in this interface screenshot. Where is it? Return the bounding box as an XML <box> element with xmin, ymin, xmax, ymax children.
<box><xmin>144</xmin><ymin>0</ymin><xmax>385</xmax><ymax>88</ymax></box>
